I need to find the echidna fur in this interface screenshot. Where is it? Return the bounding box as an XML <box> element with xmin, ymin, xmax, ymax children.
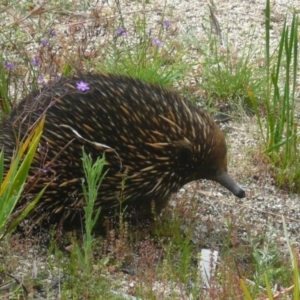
<box><xmin>0</xmin><ymin>73</ymin><xmax>245</xmax><ymax>228</ymax></box>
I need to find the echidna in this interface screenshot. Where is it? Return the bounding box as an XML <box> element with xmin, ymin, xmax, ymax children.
<box><xmin>0</xmin><ymin>73</ymin><xmax>245</xmax><ymax>228</ymax></box>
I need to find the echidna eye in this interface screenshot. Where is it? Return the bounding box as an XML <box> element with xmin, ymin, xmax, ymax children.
<box><xmin>208</xmin><ymin>166</ymin><xmax>218</xmax><ymax>176</ymax></box>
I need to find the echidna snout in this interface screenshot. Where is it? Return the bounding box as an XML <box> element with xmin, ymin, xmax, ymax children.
<box><xmin>211</xmin><ymin>172</ymin><xmax>246</xmax><ymax>198</ymax></box>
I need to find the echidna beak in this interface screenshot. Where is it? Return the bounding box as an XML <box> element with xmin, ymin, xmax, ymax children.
<box><xmin>212</xmin><ymin>172</ymin><xmax>246</xmax><ymax>198</ymax></box>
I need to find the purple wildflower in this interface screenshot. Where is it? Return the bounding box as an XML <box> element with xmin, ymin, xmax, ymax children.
<box><xmin>3</xmin><ymin>61</ymin><xmax>14</xmax><ymax>70</ymax></box>
<box><xmin>31</xmin><ymin>57</ymin><xmax>39</xmax><ymax>67</ymax></box>
<box><xmin>76</xmin><ymin>81</ymin><xmax>90</xmax><ymax>91</ymax></box>
<box><xmin>163</xmin><ymin>20</ymin><xmax>171</xmax><ymax>29</ymax></box>
<box><xmin>42</xmin><ymin>167</ymin><xmax>51</xmax><ymax>173</ymax></box>
<box><xmin>49</xmin><ymin>28</ymin><xmax>56</xmax><ymax>37</ymax></box>
<box><xmin>38</xmin><ymin>75</ymin><xmax>45</xmax><ymax>84</ymax></box>
<box><xmin>116</xmin><ymin>27</ymin><xmax>127</xmax><ymax>36</ymax></box>
<box><xmin>152</xmin><ymin>38</ymin><xmax>163</xmax><ymax>47</ymax></box>
<box><xmin>41</xmin><ymin>39</ymin><xmax>48</xmax><ymax>47</ymax></box>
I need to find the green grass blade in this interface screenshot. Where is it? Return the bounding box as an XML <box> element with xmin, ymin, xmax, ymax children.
<box><xmin>264</xmin><ymin>273</ymin><xmax>274</xmax><ymax>300</ymax></box>
<box><xmin>0</xmin><ymin>149</ymin><xmax>4</xmax><ymax>192</ymax></box>
<box><xmin>0</xmin><ymin>154</ymin><xmax>21</xmax><ymax>230</ymax></box>
<box><xmin>5</xmin><ymin>117</ymin><xmax>44</xmax><ymax>200</ymax></box>
<box><xmin>0</xmin><ymin>116</ymin><xmax>45</xmax><ymax>238</ymax></box>
<box><xmin>239</xmin><ymin>278</ymin><xmax>252</xmax><ymax>300</ymax></box>
<box><xmin>293</xmin><ymin>251</ymin><xmax>299</xmax><ymax>300</ymax></box>
<box><xmin>265</xmin><ymin>0</ymin><xmax>270</xmax><ymax>78</ymax></box>
<box><xmin>4</xmin><ymin>187</ymin><xmax>46</xmax><ymax>237</ymax></box>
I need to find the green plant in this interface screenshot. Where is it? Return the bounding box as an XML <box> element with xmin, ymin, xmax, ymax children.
<box><xmin>0</xmin><ymin>58</ymin><xmax>11</xmax><ymax>116</ymax></box>
<box><xmin>0</xmin><ymin>116</ymin><xmax>45</xmax><ymax>239</ymax></box>
<box><xmin>240</xmin><ymin>218</ymin><xmax>299</xmax><ymax>300</ymax></box>
<box><xmin>250</xmin><ymin>228</ymin><xmax>292</xmax><ymax>291</ymax></box>
<box><xmin>53</xmin><ymin>149</ymin><xmax>127</xmax><ymax>298</ymax></box>
<box><xmin>249</xmin><ymin>0</ymin><xmax>299</xmax><ymax>191</ymax></box>
<box><xmin>193</xmin><ymin>7</ymin><xmax>266</xmax><ymax>114</ymax></box>
<box><xmin>75</xmin><ymin>148</ymin><xmax>107</xmax><ymax>275</ymax></box>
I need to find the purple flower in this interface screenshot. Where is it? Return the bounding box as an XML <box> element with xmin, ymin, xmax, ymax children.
<box><xmin>152</xmin><ymin>38</ymin><xmax>163</xmax><ymax>47</ymax></box>
<box><xmin>76</xmin><ymin>81</ymin><xmax>90</xmax><ymax>91</ymax></box>
<box><xmin>49</xmin><ymin>28</ymin><xmax>56</xmax><ymax>37</ymax></box>
<box><xmin>31</xmin><ymin>57</ymin><xmax>39</xmax><ymax>67</ymax></box>
<box><xmin>42</xmin><ymin>167</ymin><xmax>51</xmax><ymax>173</ymax></box>
<box><xmin>38</xmin><ymin>75</ymin><xmax>45</xmax><ymax>84</ymax></box>
<box><xmin>3</xmin><ymin>61</ymin><xmax>14</xmax><ymax>70</ymax></box>
<box><xmin>41</xmin><ymin>39</ymin><xmax>48</xmax><ymax>47</ymax></box>
<box><xmin>116</xmin><ymin>27</ymin><xmax>127</xmax><ymax>36</ymax></box>
<box><xmin>163</xmin><ymin>20</ymin><xmax>171</xmax><ymax>29</ymax></box>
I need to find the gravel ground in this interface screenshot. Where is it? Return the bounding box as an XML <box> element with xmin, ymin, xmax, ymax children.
<box><xmin>1</xmin><ymin>0</ymin><xmax>300</xmax><ymax>299</ymax></box>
